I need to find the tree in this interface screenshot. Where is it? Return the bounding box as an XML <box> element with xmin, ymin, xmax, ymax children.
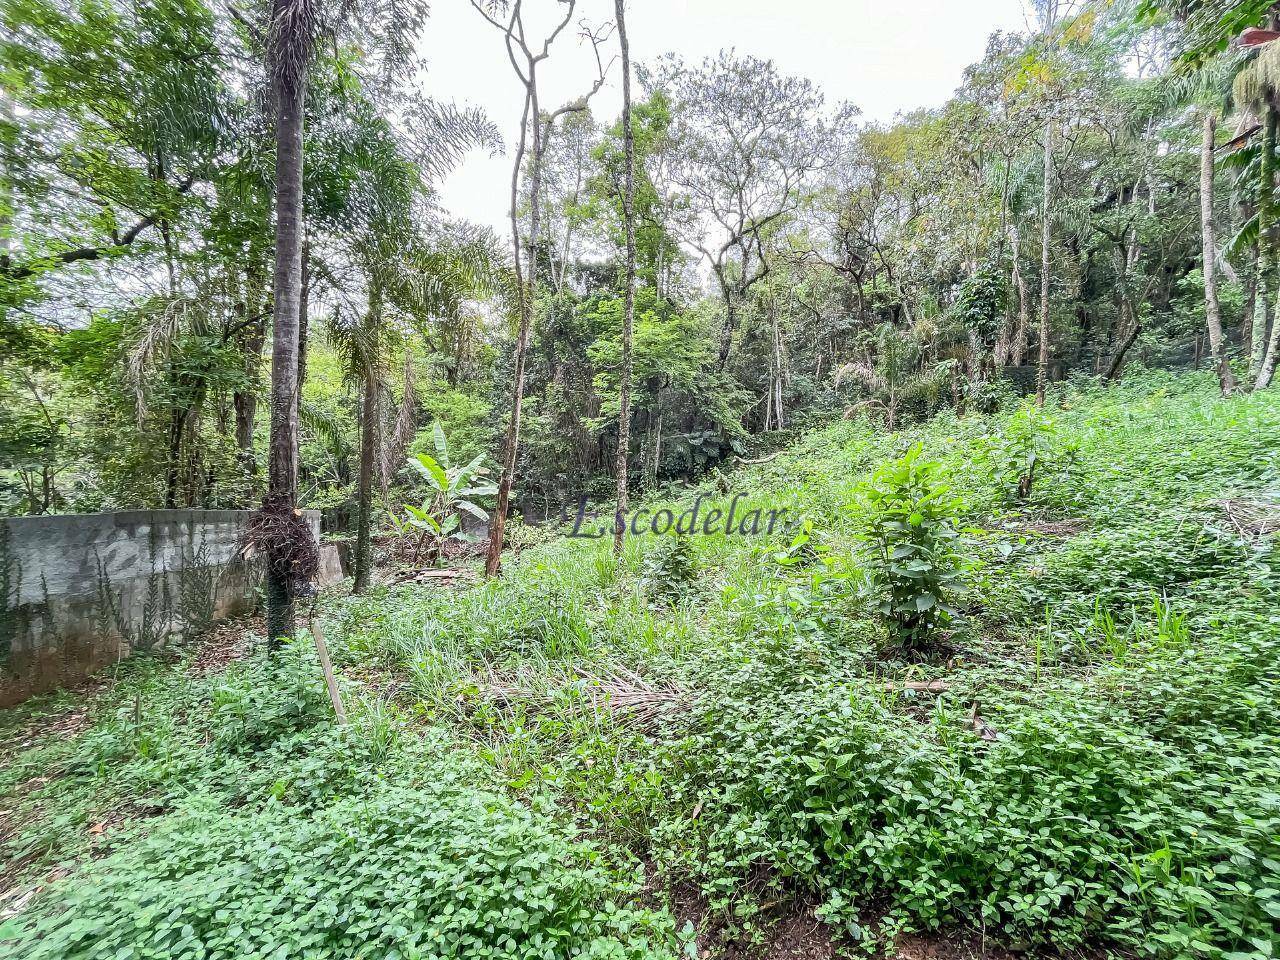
<box><xmin>469</xmin><ymin>0</ymin><xmax>609</xmax><ymax>578</ymax></box>
<box><xmin>611</xmin><ymin>0</ymin><xmax>634</xmax><ymax>558</ymax></box>
<box><xmin>340</xmin><ymin>227</ymin><xmax>501</xmax><ymax>593</ymax></box>
<box><xmin>261</xmin><ymin>0</ymin><xmax>317</xmax><ymax>646</ymax></box>
<box><xmin>1201</xmin><ymin>109</ymin><xmax>1239</xmax><ymax>395</ymax></box>
<box><xmin>1036</xmin><ymin>0</ymin><xmax>1061</xmax><ymax>406</ymax></box>
<box><xmin>646</xmin><ymin>52</ymin><xmax>856</xmax><ymax>369</ymax></box>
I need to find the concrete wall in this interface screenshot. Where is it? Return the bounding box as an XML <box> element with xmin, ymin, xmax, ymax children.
<box><xmin>0</xmin><ymin>509</ymin><xmax>338</xmax><ymax>708</ymax></box>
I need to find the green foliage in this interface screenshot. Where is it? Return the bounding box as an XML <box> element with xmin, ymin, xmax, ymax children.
<box><xmin>402</xmin><ymin>422</ymin><xmax>496</xmax><ymax>564</ymax></box>
<box><xmin>640</xmin><ymin>536</ymin><xmax>696</xmax><ymax>604</ymax></box>
<box><xmin>652</xmin><ymin>615</ymin><xmax>1280</xmax><ymax>956</ymax></box>
<box><xmin>949</xmin><ymin>264</ymin><xmax>1007</xmax><ymax>349</ymax></box>
<box><xmin>857</xmin><ymin>445</ymin><xmax>967</xmax><ymax>648</ymax></box>
<box><xmin>4</xmin><ymin>784</ymin><xmax>676</xmax><ymax>960</ymax></box>
<box><xmin>413</xmin><ymin>388</ymin><xmax>495</xmax><ymax>470</ymax></box>
<box><xmin>980</xmin><ymin>403</ymin><xmax>1068</xmax><ymax>502</ymax></box>
<box><xmin>6</xmin><ymin>375</ymin><xmax>1280</xmax><ymax>960</ymax></box>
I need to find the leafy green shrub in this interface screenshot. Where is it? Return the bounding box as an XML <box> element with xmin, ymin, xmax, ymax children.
<box><xmin>640</xmin><ymin>537</ymin><xmax>696</xmax><ymax>604</ymax></box>
<box><xmin>948</xmin><ymin>263</ymin><xmax>1006</xmax><ymax>350</ymax></box>
<box><xmin>208</xmin><ymin>646</ymin><xmax>331</xmax><ymax>752</ymax></box>
<box><xmin>652</xmin><ymin>620</ymin><xmax>1280</xmax><ymax>957</ymax></box>
<box><xmin>857</xmin><ymin>444</ymin><xmax>967</xmax><ymax>649</ymax></box>
<box><xmin>4</xmin><ymin>787</ymin><xmax>678</xmax><ymax>960</ymax></box>
<box><xmin>980</xmin><ymin>403</ymin><xmax>1065</xmax><ymax>503</ymax></box>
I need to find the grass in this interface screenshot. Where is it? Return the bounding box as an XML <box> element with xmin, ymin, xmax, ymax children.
<box><xmin>2</xmin><ymin>369</ymin><xmax>1279</xmax><ymax>959</ymax></box>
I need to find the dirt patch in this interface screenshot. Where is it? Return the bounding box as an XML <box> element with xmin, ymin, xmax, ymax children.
<box><xmin>1216</xmin><ymin>494</ymin><xmax>1280</xmax><ymax>541</ymax></box>
<box><xmin>186</xmin><ymin>614</ymin><xmax>263</xmax><ymax>676</ymax></box>
<box><xmin>892</xmin><ymin>931</ymin><xmax>1020</xmax><ymax>959</ymax></box>
<box><xmin>1012</xmin><ymin>518</ymin><xmax>1088</xmax><ymax>538</ymax></box>
<box><xmin>723</xmin><ymin>901</ymin><xmax>835</xmax><ymax>960</ymax></box>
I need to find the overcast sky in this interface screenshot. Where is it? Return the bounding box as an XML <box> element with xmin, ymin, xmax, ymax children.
<box><xmin>418</xmin><ymin>0</ymin><xmax>1037</xmax><ymax>234</ymax></box>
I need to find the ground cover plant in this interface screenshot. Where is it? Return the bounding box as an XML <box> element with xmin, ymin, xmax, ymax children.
<box><xmin>2</xmin><ymin>372</ymin><xmax>1279</xmax><ymax>959</ymax></box>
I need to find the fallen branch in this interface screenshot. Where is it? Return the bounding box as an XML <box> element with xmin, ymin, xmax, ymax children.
<box><xmin>485</xmin><ymin>665</ymin><xmax>693</xmax><ymax>731</ymax></box>
<box><xmin>886</xmin><ymin>679</ymin><xmax>950</xmax><ymax>693</ymax></box>
<box><xmin>733</xmin><ymin>451</ymin><xmax>782</xmax><ymax>466</ymax></box>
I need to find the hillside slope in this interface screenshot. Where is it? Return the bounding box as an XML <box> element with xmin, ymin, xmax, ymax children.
<box><xmin>3</xmin><ymin>371</ymin><xmax>1279</xmax><ymax>960</ymax></box>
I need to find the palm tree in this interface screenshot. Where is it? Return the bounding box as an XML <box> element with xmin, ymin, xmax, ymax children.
<box><xmin>1228</xmin><ymin>36</ymin><xmax>1280</xmax><ymax>384</ymax></box>
<box><xmin>334</xmin><ymin>228</ymin><xmax>503</xmax><ymax>593</ymax></box>
<box><xmin>1237</xmin><ymin>33</ymin><xmax>1280</xmax><ymax>387</ymax></box>
<box><xmin>1156</xmin><ymin>56</ymin><xmax>1240</xmax><ymax>396</ymax></box>
<box><xmin>263</xmin><ymin>0</ymin><xmax>316</xmax><ymax>647</ymax></box>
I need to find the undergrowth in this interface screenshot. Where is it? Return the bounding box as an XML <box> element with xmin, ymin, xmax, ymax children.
<box><xmin>3</xmin><ymin>371</ymin><xmax>1279</xmax><ymax>959</ymax></box>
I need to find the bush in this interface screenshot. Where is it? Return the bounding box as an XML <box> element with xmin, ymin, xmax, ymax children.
<box><xmin>640</xmin><ymin>537</ymin><xmax>696</xmax><ymax>604</ymax></box>
<box><xmin>857</xmin><ymin>444</ymin><xmax>967</xmax><ymax>649</ymax></box>
<box><xmin>651</xmin><ymin>620</ymin><xmax>1280</xmax><ymax>957</ymax></box>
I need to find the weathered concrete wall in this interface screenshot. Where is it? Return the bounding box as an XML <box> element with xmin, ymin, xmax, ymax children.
<box><xmin>0</xmin><ymin>509</ymin><xmax>337</xmax><ymax>708</ymax></box>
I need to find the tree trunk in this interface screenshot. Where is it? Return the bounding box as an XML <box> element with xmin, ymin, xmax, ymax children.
<box><xmin>263</xmin><ymin>0</ymin><xmax>314</xmax><ymax>646</ymax></box>
<box><xmin>165</xmin><ymin>403</ymin><xmax>185</xmax><ymax>509</ymax></box>
<box><xmin>1010</xmin><ymin>224</ymin><xmax>1030</xmax><ymax>366</ymax></box>
<box><xmin>1105</xmin><ymin>228</ymin><xmax>1143</xmax><ymax>381</ymax></box>
<box><xmin>1036</xmin><ymin>114</ymin><xmax>1054</xmax><ymax>406</ymax></box>
<box><xmin>353</xmin><ymin>346</ymin><xmax>378</xmax><ymax>594</ymax></box>
<box><xmin>612</xmin><ymin>0</ymin><xmax>635</xmax><ymax>559</ymax></box>
<box><xmin>1104</xmin><ymin>308</ymin><xmax>1142</xmax><ymax>381</ymax></box>
<box><xmin>0</xmin><ymin>87</ymin><xmax>12</xmax><ymax>267</ymax></box>
<box><xmin>297</xmin><ymin>237</ymin><xmax>311</xmax><ymax>396</ymax></box>
<box><xmin>1200</xmin><ymin>111</ymin><xmax>1236</xmax><ymax>397</ymax></box>
<box><xmin>233</xmin><ymin>256</ymin><xmax>269</xmax><ymax>492</ymax></box>
<box><xmin>1254</xmin><ymin>104</ymin><xmax>1277</xmax><ymax>382</ymax></box>
<box><xmin>485</xmin><ymin>77</ymin><xmax>542</xmax><ymax>577</ymax></box>
<box><xmin>715</xmin><ymin>266</ymin><xmax>737</xmax><ymax>369</ymax></box>
<box><xmin>1241</xmin><ymin>224</ymin><xmax>1258</xmax><ymax>355</ymax></box>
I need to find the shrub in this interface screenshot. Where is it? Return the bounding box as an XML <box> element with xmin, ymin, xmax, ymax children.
<box><xmin>981</xmin><ymin>403</ymin><xmax>1063</xmax><ymax>503</ymax></box>
<box><xmin>640</xmin><ymin>537</ymin><xmax>696</xmax><ymax>604</ymax></box>
<box><xmin>651</xmin><ymin>621</ymin><xmax>1280</xmax><ymax>957</ymax></box>
<box><xmin>857</xmin><ymin>444</ymin><xmax>967</xmax><ymax>649</ymax></box>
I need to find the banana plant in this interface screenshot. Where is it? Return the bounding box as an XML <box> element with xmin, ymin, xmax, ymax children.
<box><xmin>402</xmin><ymin>423</ymin><xmax>497</xmax><ymax>566</ymax></box>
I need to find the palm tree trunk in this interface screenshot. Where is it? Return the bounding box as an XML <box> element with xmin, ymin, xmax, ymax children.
<box><xmin>1</xmin><ymin>87</ymin><xmax>13</xmax><ymax>267</ymax></box>
<box><xmin>612</xmin><ymin>0</ymin><xmax>635</xmax><ymax>558</ymax></box>
<box><xmin>264</xmin><ymin>0</ymin><xmax>313</xmax><ymax>646</ymax></box>
<box><xmin>1241</xmin><ymin>222</ymin><xmax>1258</xmax><ymax>355</ymax></box>
<box><xmin>1200</xmin><ymin>111</ymin><xmax>1236</xmax><ymax>396</ymax></box>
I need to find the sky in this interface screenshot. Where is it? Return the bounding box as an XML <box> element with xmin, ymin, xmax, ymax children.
<box><xmin>418</xmin><ymin>0</ymin><xmax>1038</xmax><ymax>235</ymax></box>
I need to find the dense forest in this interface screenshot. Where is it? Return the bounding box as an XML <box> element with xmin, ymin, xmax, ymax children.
<box><xmin>6</xmin><ymin>0</ymin><xmax>1280</xmax><ymax>544</ymax></box>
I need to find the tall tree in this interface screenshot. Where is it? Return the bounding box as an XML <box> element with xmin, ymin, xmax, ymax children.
<box><xmin>612</xmin><ymin>0</ymin><xmax>634</xmax><ymax>558</ymax></box>
<box><xmin>470</xmin><ymin>0</ymin><xmax>607</xmax><ymax>577</ymax></box>
<box><xmin>1200</xmin><ymin>109</ymin><xmax>1238</xmax><ymax>395</ymax></box>
<box><xmin>1036</xmin><ymin>0</ymin><xmax>1060</xmax><ymax>407</ymax></box>
<box><xmin>262</xmin><ymin>0</ymin><xmax>316</xmax><ymax>646</ymax></box>
<box><xmin>648</xmin><ymin>52</ymin><xmax>855</xmax><ymax>370</ymax></box>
